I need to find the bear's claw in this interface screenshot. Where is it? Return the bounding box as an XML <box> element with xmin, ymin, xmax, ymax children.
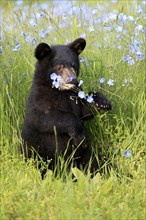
<box><xmin>92</xmin><ymin>92</ymin><xmax>112</xmax><ymax>110</ymax></box>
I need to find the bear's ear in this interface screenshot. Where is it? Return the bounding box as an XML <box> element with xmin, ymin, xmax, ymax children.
<box><xmin>35</xmin><ymin>43</ymin><xmax>51</xmax><ymax>60</ymax></box>
<box><xmin>68</xmin><ymin>38</ymin><xmax>86</xmax><ymax>55</ymax></box>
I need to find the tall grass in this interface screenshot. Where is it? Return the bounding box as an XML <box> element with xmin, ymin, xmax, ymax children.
<box><xmin>0</xmin><ymin>1</ymin><xmax>145</xmax><ymax>219</ymax></box>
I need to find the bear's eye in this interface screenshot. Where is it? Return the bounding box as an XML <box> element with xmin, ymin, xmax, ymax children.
<box><xmin>56</xmin><ymin>65</ymin><xmax>63</xmax><ymax>71</ymax></box>
<box><xmin>71</xmin><ymin>63</ymin><xmax>75</xmax><ymax>68</ymax></box>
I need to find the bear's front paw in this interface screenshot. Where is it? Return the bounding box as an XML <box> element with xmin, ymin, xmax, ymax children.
<box><xmin>91</xmin><ymin>92</ymin><xmax>112</xmax><ymax>110</ymax></box>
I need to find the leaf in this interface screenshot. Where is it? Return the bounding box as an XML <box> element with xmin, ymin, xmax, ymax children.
<box><xmin>71</xmin><ymin>167</ymin><xmax>85</xmax><ymax>180</ymax></box>
<box><xmin>91</xmin><ymin>172</ymin><xmax>101</xmax><ymax>191</ymax></box>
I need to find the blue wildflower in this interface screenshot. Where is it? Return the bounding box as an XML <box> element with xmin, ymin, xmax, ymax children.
<box><xmin>9</xmin><ymin>58</ymin><xmax>12</xmax><ymax>63</ymax></box>
<box><xmin>85</xmin><ymin>61</ymin><xmax>90</xmax><ymax>67</ymax></box>
<box><xmin>40</xmin><ymin>13</ymin><xmax>44</xmax><ymax>17</ymax></box>
<box><xmin>104</xmin><ymin>26</ymin><xmax>112</xmax><ymax>31</ymax></box>
<box><xmin>124</xmin><ymin>151</ymin><xmax>131</xmax><ymax>158</ymax></box>
<box><xmin>136</xmin><ymin>51</ymin><xmax>144</xmax><ymax>60</ymax></box>
<box><xmin>25</xmin><ymin>36</ymin><xmax>32</xmax><ymax>42</ymax></box>
<box><xmin>128</xmin><ymin>16</ymin><xmax>134</xmax><ymax>21</ymax></box>
<box><xmin>123</xmin><ymin>55</ymin><xmax>135</xmax><ymax>65</ymax></box>
<box><xmin>16</xmin><ymin>0</ymin><xmax>23</xmax><ymax>5</ymax></box>
<box><xmin>67</xmin><ymin>76</ymin><xmax>73</xmax><ymax>83</ymax></box>
<box><xmin>62</xmin><ymin>14</ymin><xmax>67</xmax><ymax>20</ymax></box>
<box><xmin>134</xmin><ymin>25</ymin><xmax>143</xmax><ymax>33</ymax></box>
<box><xmin>80</xmin><ymin>33</ymin><xmax>87</xmax><ymax>38</ymax></box>
<box><xmin>80</xmin><ymin>58</ymin><xmax>86</xmax><ymax>63</ymax></box>
<box><xmin>78</xmin><ymin>91</ymin><xmax>86</xmax><ymax>99</ymax></box>
<box><xmin>39</xmin><ymin>29</ymin><xmax>49</xmax><ymax>38</ymax></box>
<box><xmin>115</xmin><ymin>25</ymin><xmax>123</xmax><ymax>32</ymax></box>
<box><xmin>99</xmin><ymin>78</ymin><xmax>106</xmax><ymax>84</ymax></box>
<box><xmin>137</xmin><ymin>5</ymin><xmax>143</xmax><ymax>14</ymax></box>
<box><xmin>117</xmin><ymin>45</ymin><xmax>122</xmax><ymax>49</ymax></box>
<box><xmin>50</xmin><ymin>73</ymin><xmax>58</xmax><ymax>81</ymax></box>
<box><xmin>21</xmin><ymin>32</ymin><xmax>26</xmax><ymax>37</ymax></box>
<box><xmin>118</xmin><ymin>13</ymin><xmax>127</xmax><ymax>25</ymax></box>
<box><xmin>50</xmin><ymin>73</ymin><xmax>63</xmax><ymax>89</ymax></box>
<box><xmin>86</xmin><ymin>94</ymin><xmax>93</xmax><ymax>103</ymax></box>
<box><xmin>92</xmin><ymin>8</ymin><xmax>98</xmax><ymax>15</ymax></box>
<box><xmin>8</xmin><ymin>93</ymin><xmax>12</xmax><ymax>98</ymax></box>
<box><xmin>123</xmin><ymin>55</ymin><xmax>130</xmax><ymax>62</ymax></box>
<box><xmin>13</xmin><ymin>42</ymin><xmax>20</xmax><ymax>52</ymax></box>
<box><xmin>129</xmin><ymin>40</ymin><xmax>141</xmax><ymax>54</ymax></box>
<box><xmin>78</xmin><ymin>80</ymin><xmax>83</xmax><ymax>87</ymax></box>
<box><xmin>109</xmin><ymin>11</ymin><xmax>117</xmax><ymax>21</ymax></box>
<box><xmin>111</xmin><ymin>0</ymin><xmax>117</xmax><ymax>3</ymax></box>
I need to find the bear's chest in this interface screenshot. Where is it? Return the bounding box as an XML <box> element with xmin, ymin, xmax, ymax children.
<box><xmin>56</xmin><ymin>92</ymin><xmax>82</xmax><ymax>118</ymax></box>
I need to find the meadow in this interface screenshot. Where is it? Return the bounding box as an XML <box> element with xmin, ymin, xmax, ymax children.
<box><xmin>0</xmin><ymin>0</ymin><xmax>145</xmax><ymax>219</ymax></box>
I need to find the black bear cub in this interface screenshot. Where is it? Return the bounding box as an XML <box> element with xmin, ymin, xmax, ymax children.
<box><xmin>22</xmin><ymin>38</ymin><xmax>111</xmax><ymax>176</ymax></box>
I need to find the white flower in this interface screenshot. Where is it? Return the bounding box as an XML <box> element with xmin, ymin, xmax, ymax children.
<box><xmin>134</xmin><ymin>25</ymin><xmax>143</xmax><ymax>32</ymax></box>
<box><xmin>78</xmin><ymin>80</ymin><xmax>83</xmax><ymax>87</ymax></box>
<box><xmin>78</xmin><ymin>91</ymin><xmax>86</xmax><ymax>99</ymax></box>
<box><xmin>86</xmin><ymin>94</ymin><xmax>94</xmax><ymax>103</ymax></box>
<box><xmin>50</xmin><ymin>73</ymin><xmax>63</xmax><ymax>89</ymax></box>
<box><xmin>50</xmin><ymin>73</ymin><xmax>57</xmax><ymax>81</ymax></box>
<box><xmin>107</xmin><ymin>79</ymin><xmax>114</xmax><ymax>86</ymax></box>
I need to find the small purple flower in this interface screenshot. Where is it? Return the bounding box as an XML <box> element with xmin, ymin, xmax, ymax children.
<box><xmin>134</xmin><ymin>24</ymin><xmax>143</xmax><ymax>33</ymax></box>
<box><xmin>9</xmin><ymin>58</ymin><xmax>13</xmax><ymax>63</ymax></box>
<box><xmin>129</xmin><ymin>39</ymin><xmax>141</xmax><ymax>54</ymax></box>
<box><xmin>111</xmin><ymin>0</ymin><xmax>117</xmax><ymax>3</ymax></box>
<box><xmin>13</xmin><ymin>42</ymin><xmax>20</xmax><ymax>52</ymax></box>
<box><xmin>136</xmin><ymin>51</ymin><xmax>144</xmax><ymax>60</ymax></box>
<box><xmin>123</xmin><ymin>55</ymin><xmax>130</xmax><ymax>62</ymax></box>
<box><xmin>128</xmin><ymin>16</ymin><xmax>134</xmax><ymax>21</ymax></box>
<box><xmin>50</xmin><ymin>73</ymin><xmax>58</xmax><ymax>81</ymax></box>
<box><xmin>123</xmin><ymin>55</ymin><xmax>135</xmax><ymax>65</ymax></box>
<box><xmin>99</xmin><ymin>78</ymin><xmax>106</xmax><ymax>84</ymax></box>
<box><xmin>21</xmin><ymin>32</ymin><xmax>26</xmax><ymax>37</ymax></box>
<box><xmin>78</xmin><ymin>91</ymin><xmax>86</xmax><ymax>99</ymax></box>
<box><xmin>107</xmin><ymin>79</ymin><xmax>114</xmax><ymax>86</ymax></box>
<box><xmin>86</xmin><ymin>94</ymin><xmax>94</xmax><ymax>103</ymax></box>
<box><xmin>67</xmin><ymin>76</ymin><xmax>73</xmax><ymax>83</ymax></box>
<box><xmin>62</xmin><ymin>14</ymin><xmax>67</xmax><ymax>20</ymax></box>
<box><xmin>80</xmin><ymin>58</ymin><xmax>86</xmax><ymax>63</ymax></box>
<box><xmin>8</xmin><ymin>93</ymin><xmax>12</xmax><ymax>98</ymax></box>
<box><xmin>115</xmin><ymin>25</ymin><xmax>123</xmax><ymax>32</ymax></box>
<box><xmin>119</xmin><ymin>13</ymin><xmax>127</xmax><ymax>25</ymax></box>
<box><xmin>137</xmin><ymin>6</ymin><xmax>143</xmax><ymax>14</ymax></box>
<box><xmin>39</xmin><ymin>29</ymin><xmax>49</xmax><ymax>38</ymax></box>
<box><xmin>124</xmin><ymin>151</ymin><xmax>131</xmax><ymax>158</ymax></box>
<box><xmin>80</xmin><ymin>33</ymin><xmax>86</xmax><ymax>38</ymax></box>
<box><xmin>25</xmin><ymin>36</ymin><xmax>32</xmax><ymax>42</ymax></box>
<box><xmin>85</xmin><ymin>61</ymin><xmax>90</xmax><ymax>67</ymax></box>
<box><xmin>128</xmin><ymin>58</ymin><xmax>135</xmax><ymax>66</ymax></box>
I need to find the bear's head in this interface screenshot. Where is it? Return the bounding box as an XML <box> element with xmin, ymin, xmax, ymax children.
<box><xmin>35</xmin><ymin>38</ymin><xmax>86</xmax><ymax>90</ymax></box>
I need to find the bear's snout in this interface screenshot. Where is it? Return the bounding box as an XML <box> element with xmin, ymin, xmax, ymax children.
<box><xmin>54</xmin><ymin>65</ymin><xmax>78</xmax><ymax>90</ymax></box>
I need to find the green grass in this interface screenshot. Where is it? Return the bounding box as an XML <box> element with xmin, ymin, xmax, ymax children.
<box><xmin>0</xmin><ymin>1</ymin><xmax>145</xmax><ymax>220</ymax></box>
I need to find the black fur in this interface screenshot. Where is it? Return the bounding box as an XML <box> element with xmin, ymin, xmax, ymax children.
<box><xmin>21</xmin><ymin>38</ymin><xmax>111</xmax><ymax>176</ymax></box>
